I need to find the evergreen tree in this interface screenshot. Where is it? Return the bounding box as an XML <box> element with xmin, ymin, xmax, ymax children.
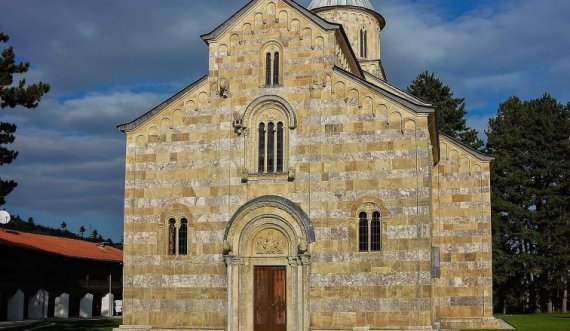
<box><xmin>91</xmin><ymin>229</ymin><xmax>98</xmax><ymax>240</ymax></box>
<box><xmin>487</xmin><ymin>94</ymin><xmax>570</xmax><ymax>313</ymax></box>
<box><xmin>60</xmin><ymin>221</ymin><xmax>67</xmax><ymax>231</ymax></box>
<box><xmin>27</xmin><ymin>216</ymin><xmax>34</xmax><ymax>225</ymax></box>
<box><xmin>407</xmin><ymin>71</ymin><xmax>483</xmax><ymax>150</ymax></box>
<box><xmin>0</xmin><ymin>31</ymin><xmax>50</xmax><ymax>205</ymax></box>
<box><xmin>79</xmin><ymin>225</ymin><xmax>86</xmax><ymax>237</ymax></box>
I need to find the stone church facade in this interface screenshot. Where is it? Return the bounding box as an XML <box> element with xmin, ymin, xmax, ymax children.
<box><xmin>118</xmin><ymin>0</ymin><xmax>500</xmax><ymax>330</ymax></box>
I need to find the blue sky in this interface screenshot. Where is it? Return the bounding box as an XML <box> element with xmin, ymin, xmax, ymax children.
<box><xmin>1</xmin><ymin>0</ymin><xmax>569</xmax><ymax>241</ymax></box>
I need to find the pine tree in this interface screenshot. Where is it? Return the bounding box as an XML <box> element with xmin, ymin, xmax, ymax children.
<box><xmin>60</xmin><ymin>222</ymin><xmax>67</xmax><ymax>231</ymax></box>
<box><xmin>79</xmin><ymin>225</ymin><xmax>86</xmax><ymax>237</ymax></box>
<box><xmin>406</xmin><ymin>71</ymin><xmax>483</xmax><ymax>150</ymax></box>
<box><xmin>487</xmin><ymin>94</ymin><xmax>570</xmax><ymax>313</ymax></box>
<box><xmin>91</xmin><ymin>229</ymin><xmax>98</xmax><ymax>240</ymax></box>
<box><xmin>0</xmin><ymin>31</ymin><xmax>50</xmax><ymax>205</ymax></box>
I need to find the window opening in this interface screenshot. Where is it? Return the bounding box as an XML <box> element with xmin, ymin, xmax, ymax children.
<box><xmin>273</xmin><ymin>52</ymin><xmax>280</xmax><ymax>85</ymax></box>
<box><xmin>168</xmin><ymin>218</ymin><xmax>176</xmax><ymax>255</ymax></box>
<box><xmin>371</xmin><ymin>211</ymin><xmax>381</xmax><ymax>251</ymax></box>
<box><xmin>178</xmin><ymin>218</ymin><xmax>188</xmax><ymax>255</ymax></box>
<box><xmin>359</xmin><ymin>212</ymin><xmax>368</xmax><ymax>252</ymax></box>
<box><xmin>267</xmin><ymin>122</ymin><xmax>275</xmax><ymax>172</ymax></box>
<box><xmin>258</xmin><ymin>123</ymin><xmax>266</xmax><ymax>173</ymax></box>
<box><xmin>360</xmin><ymin>28</ymin><xmax>368</xmax><ymax>58</ymax></box>
<box><xmin>265</xmin><ymin>53</ymin><xmax>272</xmax><ymax>86</ymax></box>
<box><xmin>276</xmin><ymin>122</ymin><xmax>283</xmax><ymax>172</ymax></box>
<box><xmin>264</xmin><ymin>50</ymin><xmax>281</xmax><ymax>86</ymax></box>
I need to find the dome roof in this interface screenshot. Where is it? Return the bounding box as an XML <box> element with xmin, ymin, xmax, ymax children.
<box><xmin>308</xmin><ymin>0</ymin><xmax>375</xmax><ymax>11</ymax></box>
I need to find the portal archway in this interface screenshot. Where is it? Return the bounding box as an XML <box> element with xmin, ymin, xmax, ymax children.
<box><xmin>223</xmin><ymin>196</ymin><xmax>313</xmax><ymax>331</ymax></box>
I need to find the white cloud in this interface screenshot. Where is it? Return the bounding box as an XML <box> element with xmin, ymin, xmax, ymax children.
<box><xmin>2</xmin><ymin>89</ymin><xmax>169</xmax><ymax>241</ymax></box>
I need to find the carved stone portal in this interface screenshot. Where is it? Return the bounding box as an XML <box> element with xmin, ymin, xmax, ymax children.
<box><xmin>223</xmin><ymin>196</ymin><xmax>313</xmax><ymax>331</ymax></box>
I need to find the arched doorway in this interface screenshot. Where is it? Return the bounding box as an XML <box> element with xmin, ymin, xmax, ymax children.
<box><xmin>223</xmin><ymin>196</ymin><xmax>314</xmax><ymax>331</ymax></box>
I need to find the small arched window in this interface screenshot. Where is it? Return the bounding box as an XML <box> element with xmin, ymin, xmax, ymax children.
<box><xmin>358</xmin><ymin>209</ymin><xmax>382</xmax><ymax>252</ymax></box>
<box><xmin>360</xmin><ymin>28</ymin><xmax>368</xmax><ymax>59</ymax></box>
<box><xmin>265</xmin><ymin>52</ymin><xmax>281</xmax><ymax>86</ymax></box>
<box><xmin>261</xmin><ymin>43</ymin><xmax>282</xmax><ymax>87</ymax></box>
<box><xmin>258</xmin><ymin>121</ymin><xmax>284</xmax><ymax>173</ymax></box>
<box><xmin>167</xmin><ymin>216</ymin><xmax>190</xmax><ymax>256</ymax></box>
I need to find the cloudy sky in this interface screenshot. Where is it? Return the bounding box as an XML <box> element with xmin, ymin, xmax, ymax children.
<box><xmin>1</xmin><ymin>0</ymin><xmax>569</xmax><ymax>241</ymax></box>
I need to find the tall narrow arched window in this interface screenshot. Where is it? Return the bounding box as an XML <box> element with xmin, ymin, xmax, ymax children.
<box><xmin>257</xmin><ymin>120</ymin><xmax>284</xmax><ymax>174</ymax></box>
<box><xmin>273</xmin><ymin>52</ymin><xmax>280</xmax><ymax>85</ymax></box>
<box><xmin>265</xmin><ymin>52</ymin><xmax>272</xmax><ymax>86</ymax></box>
<box><xmin>178</xmin><ymin>218</ymin><xmax>188</xmax><ymax>255</ymax></box>
<box><xmin>262</xmin><ymin>45</ymin><xmax>282</xmax><ymax>87</ymax></box>
<box><xmin>360</xmin><ymin>28</ymin><xmax>368</xmax><ymax>58</ymax></box>
<box><xmin>267</xmin><ymin>122</ymin><xmax>275</xmax><ymax>172</ymax></box>
<box><xmin>258</xmin><ymin>123</ymin><xmax>266</xmax><ymax>173</ymax></box>
<box><xmin>245</xmin><ymin>96</ymin><xmax>294</xmax><ymax>178</ymax></box>
<box><xmin>168</xmin><ymin>218</ymin><xmax>176</xmax><ymax>255</ymax></box>
<box><xmin>276</xmin><ymin>122</ymin><xmax>284</xmax><ymax>173</ymax></box>
<box><xmin>359</xmin><ymin>212</ymin><xmax>368</xmax><ymax>252</ymax></box>
<box><xmin>371</xmin><ymin>211</ymin><xmax>381</xmax><ymax>251</ymax></box>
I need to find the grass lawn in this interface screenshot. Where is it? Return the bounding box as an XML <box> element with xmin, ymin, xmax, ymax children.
<box><xmin>5</xmin><ymin>318</ymin><xmax>122</xmax><ymax>331</ymax></box>
<box><xmin>464</xmin><ymin>313</ymin><xmax>570</xmax><ymax>331</ymax></box>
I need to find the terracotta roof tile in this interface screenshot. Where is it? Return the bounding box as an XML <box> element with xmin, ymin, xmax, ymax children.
<box><xmin>0</xmin><ymin>230</ymin><xmax>122</xmax><ymax>263</ymax></box>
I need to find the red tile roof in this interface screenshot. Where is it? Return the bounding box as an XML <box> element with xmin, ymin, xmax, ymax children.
<box><xmin>0</xmin><ymin>230</ymin><xmax>122</xmax><ymax>263</ymax></box>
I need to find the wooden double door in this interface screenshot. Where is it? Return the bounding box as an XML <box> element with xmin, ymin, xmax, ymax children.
<box><xmin>254</xmin><ymin>266</ymin><xmax>286</xmax><ymax>331</ymax></box>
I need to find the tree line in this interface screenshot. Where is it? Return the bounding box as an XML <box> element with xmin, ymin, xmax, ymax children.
<box><xmin>3</xmin><ymin>214</ymin><xmax>120</xmax><ymax>247</ymax></box>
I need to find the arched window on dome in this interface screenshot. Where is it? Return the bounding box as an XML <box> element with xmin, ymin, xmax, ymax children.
<box><xmin>360</xmin><ymin>27</ymin><xmax>368</xmax><ymax>59</ymax></box>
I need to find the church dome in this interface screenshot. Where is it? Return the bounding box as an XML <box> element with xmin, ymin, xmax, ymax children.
<box><xmin>308</xmin><ymin>0</ymin><xmax>375</xmax><ymax>11</ymax></box>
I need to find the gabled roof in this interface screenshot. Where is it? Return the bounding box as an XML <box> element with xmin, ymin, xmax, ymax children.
<box><xmin>0</xmin><ymin>230</ymin><xmax>123</xmax><ymax>263</ymax></box>
<box><xmin>118</xmin><ymin>75</ymin><xmax>208</xmax><ymax>133</ymax></box>
<box><xmin>439</xmin><ymin>133</ymin><xmax>495</xmax><ymax>162</ymax></box>
<box><xmin>363</xmin><ymin>71</ymin><xmax>431</xmax><ymax>107</ymax></box>
<box><xmin>200</xmin><ymin>0</ymin><xmax>363</xmax><ymax>75</ymax></box>
<box><xmin>334</xmin><ymin>66</ymin><xmax>435</xmax><ymax>114</ymax></box>
<box><xmin>201</xmin><ymin>0</ymin><xmax>339</xmax><ymax>42</ymax></box>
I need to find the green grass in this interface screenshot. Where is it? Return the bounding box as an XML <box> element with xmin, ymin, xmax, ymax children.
<box><xmin>464</xmin><ymin>313</ymin><xmax>570</xmax><ymax>331</ymax></box>
<box><xmin>5</xmin><ymin>318</ymin><xmax>122</xmax><ymax>331</ymax></box>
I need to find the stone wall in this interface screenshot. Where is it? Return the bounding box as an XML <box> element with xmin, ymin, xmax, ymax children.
<box><xmin>120</xmin><ymin>0</ymin><xmax>495</xmax><ymax>330</ymax></box>
<box><xmin>431</xmin><ymin>136</ymin><xmax>499</xmax><ymax>329</ymax></box>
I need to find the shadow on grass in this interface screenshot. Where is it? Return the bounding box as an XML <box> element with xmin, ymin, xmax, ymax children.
<box><xmin>5</xmin><ymin>318</ymin><xmax>122</xmax><ymax>331</ymax></box>
<box><xmin>45</xmin><ymin>318</ymin><xmax>121</xmax><ymax>331</ymax></box>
